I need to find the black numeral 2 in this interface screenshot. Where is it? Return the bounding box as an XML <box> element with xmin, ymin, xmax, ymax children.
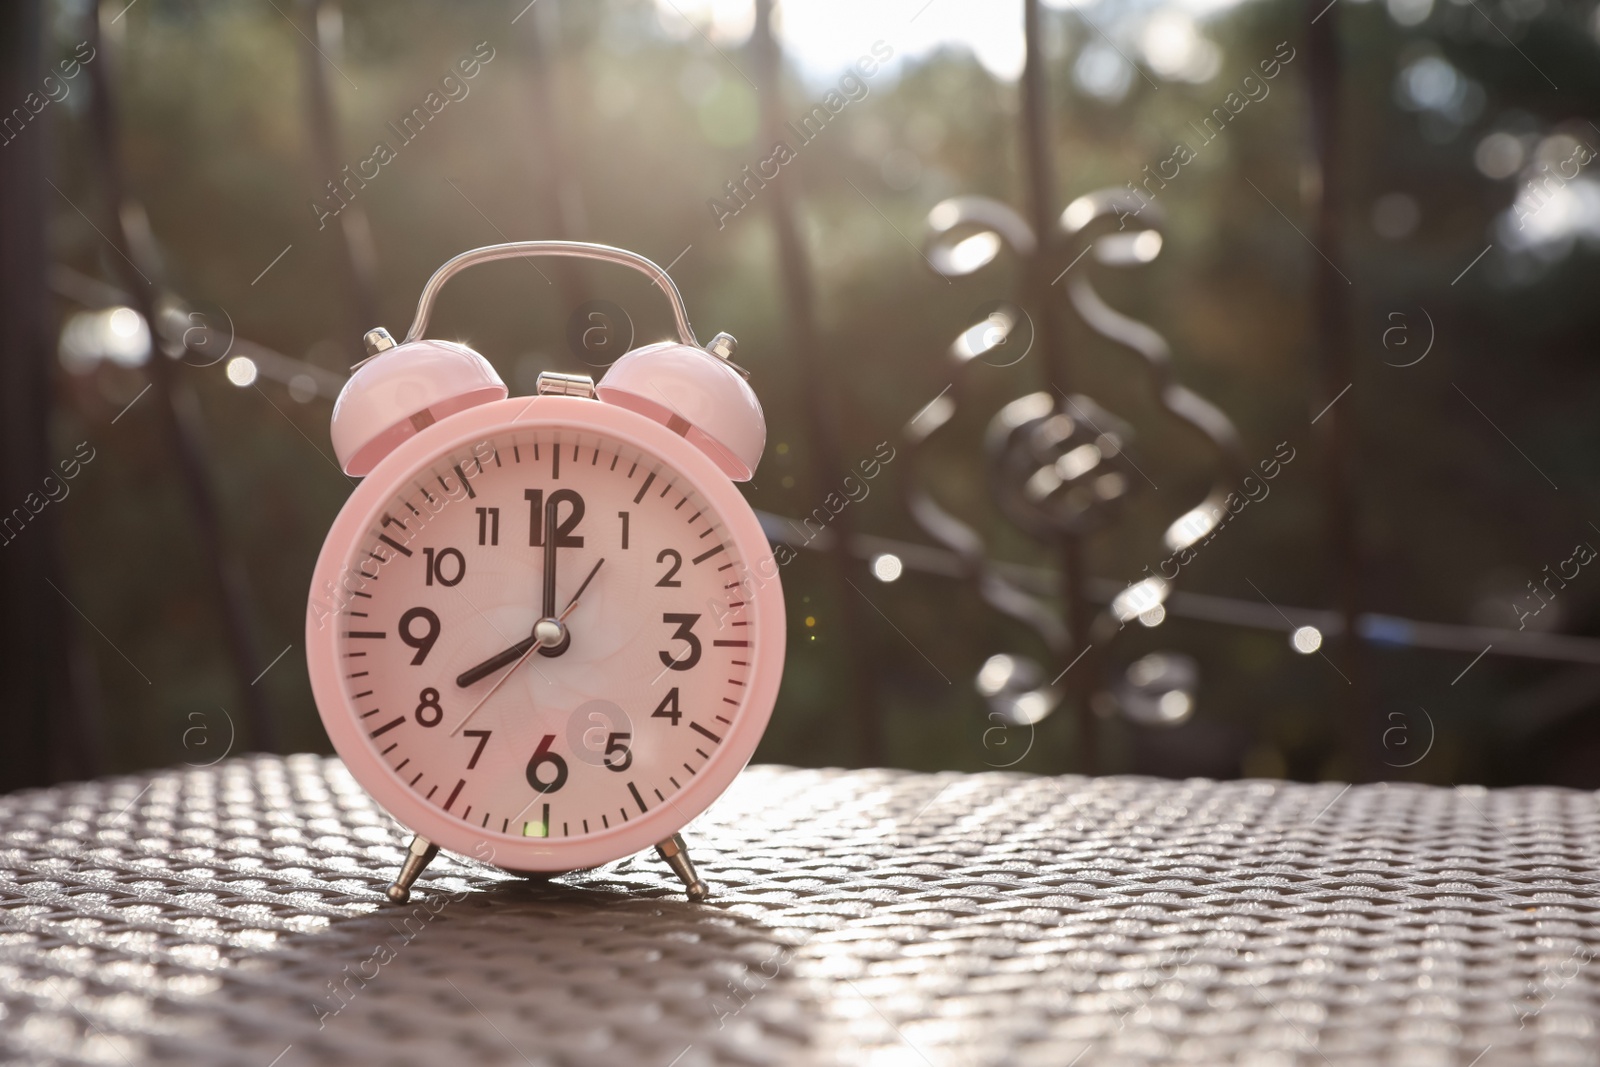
<box><xmin>656</xmin><ymin>548</ymin><xmax>682</xmax><ymax>587</ymax></box>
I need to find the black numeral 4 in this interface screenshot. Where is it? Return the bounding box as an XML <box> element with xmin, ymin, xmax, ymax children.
<box><xmin>652</xmin><ymin>688</ymin><xmax>682</xmax><ymax>726</ymax></box>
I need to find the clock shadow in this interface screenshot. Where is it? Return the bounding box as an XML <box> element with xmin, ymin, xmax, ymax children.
<box><xmin>224</xmin><ymin>872</ymin><xmax>832</xmax><ymax>1067</ymax></box>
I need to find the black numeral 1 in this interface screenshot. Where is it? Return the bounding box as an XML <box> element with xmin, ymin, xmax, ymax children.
<box><xmin>619</xmin><ymin>511</ymin><xmax>630</xmax><ymax>550</ymax></box>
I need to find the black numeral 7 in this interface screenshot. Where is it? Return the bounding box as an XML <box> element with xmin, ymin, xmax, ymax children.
<box><xmin>464</xmin><ymin>729</ymin><xmax>492</xmax><ymax>770</ymax></box>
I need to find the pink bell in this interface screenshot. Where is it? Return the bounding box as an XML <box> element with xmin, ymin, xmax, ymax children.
<box><xmin>330</xmin><ymin>330</ymin><xmax>507</xmax><ymax>476</ymax></box>
<box><xmin>598</xmin><ymin>337</ymin><xmax>765</xmax><ymax>481</ymax></box>
<box><xmin>331</xmin><ymin>242</ymin><xmax>762</xmax><ymax>480</ymax></box>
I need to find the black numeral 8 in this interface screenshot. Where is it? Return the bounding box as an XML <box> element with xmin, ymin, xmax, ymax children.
<box><xmin>415</xmin><ymin>687</ymin><xmax>443</xmax><ymax>728</ymax></box>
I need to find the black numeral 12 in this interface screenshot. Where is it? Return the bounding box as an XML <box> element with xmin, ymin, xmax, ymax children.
<box><xmin>526</xmin><ymin>489</ymin><xmax>586</xmax><ymax>547</ymax></box>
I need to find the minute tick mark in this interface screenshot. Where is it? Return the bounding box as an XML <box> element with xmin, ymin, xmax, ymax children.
<box><xmin>692</xmin><ymin>543</ymin><xmax>726</xmax><ymax>565</ymax></box>
<box><xmin>369</xmin><ymin>716</ymin><xmax>406</xmax><ymax>738</ymax></box>
<box><xmin>633</xmin><ymin>471</ymin><xmax>656</xmax><ymax>503</ymax></box>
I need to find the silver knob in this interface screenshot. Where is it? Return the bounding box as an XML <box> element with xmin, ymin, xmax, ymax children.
<box><xmin>535</xmin><ymin>372</ymin><xmax>598</xmax><ymax>398</ymax></box>
<box><xmin>363</xmin><ymin>327</ymin><xmax>397</xmax><ymax>357</ymax></box>
<box><xmin>706</xmin><ymin>332</ymin><xmax>737</xmax><ymax>361</ymax></box>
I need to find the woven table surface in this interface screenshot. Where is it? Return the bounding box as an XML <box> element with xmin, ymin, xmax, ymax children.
<box><xmin>2</xmin><ymin>757</ymin><xmax>1598</xmax><ymax>1066</ymax></box>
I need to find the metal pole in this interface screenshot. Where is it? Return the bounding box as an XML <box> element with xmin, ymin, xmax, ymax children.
<box><xmin>84</xmin><ymin>4</ymin><xmax>276</xmax><ymax>751</ymax></box>
<box><xmin>1307</xmin><ymin>3</ymin><xmax>1371</xmax><ymax>777</ymax></box>
<box><xmin>518</xmin><ymin>0</ymin><xmax>593</xmax><ymax>332</ymax></box>
<box><xmin>0</xmin><ymin>0</ymin><xmax>100</xmax><ymax>788</ymax></box>
<box><xmin>521</xmin><ymin>0</ymin><xmax>588</xmax><ymax>246</ymax></box>
<box><xmin>1021</xmin><ymin>0</ymin><xmax>1098</xmax><ymax>772</ymax></box>
<box><xmin>298</xmin><ymin>0</ymin><xmax>380</xmax><ymax>363</ymax></box>
<box><xmin>751</xmin><ymin>0</ymin><xmax>882</xmax><ymax>765</ymax></box>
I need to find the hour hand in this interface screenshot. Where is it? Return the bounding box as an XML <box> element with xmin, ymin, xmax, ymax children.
<box><xmin>455</xmin><ymin>635</ymin><xmax>537</xmax><ymax>688</ymax></box>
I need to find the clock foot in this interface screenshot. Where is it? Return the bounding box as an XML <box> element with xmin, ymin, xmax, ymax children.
<box><xmin>654</xmin><ymin>833</ymin><xmax>711</xmax><ymax>902</ymax></box>
<box><xmin>385</xmin><ymin>834</ymin><xmax>440</xmax><ymax>904</ymax></box>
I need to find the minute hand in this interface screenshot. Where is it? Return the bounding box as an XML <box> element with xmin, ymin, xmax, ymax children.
<box><xmin>541</xmin><ymin>493</ymin><xmax>561</xmax><ymax>619</ymax></box>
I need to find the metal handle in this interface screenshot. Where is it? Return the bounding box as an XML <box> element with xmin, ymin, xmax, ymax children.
<box><xmin>403</xmin><ymin>241</ymin><xmax>700</xmax><ymax>348</ymax></box>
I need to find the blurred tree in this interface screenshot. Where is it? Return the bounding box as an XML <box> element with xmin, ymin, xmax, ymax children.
<box><xmin>21</xmin><ymin>0</ymin><xmax>1600</xmax><ymax>788</ymax></box>
<box><xmin>0</xmin><ymin>0</ymin><xmax>94</xmax><ymax>790</ymax></box>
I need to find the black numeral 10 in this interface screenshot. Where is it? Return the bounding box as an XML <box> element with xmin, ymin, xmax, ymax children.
<box><xmin>423</xmin><ymin>547</ymin><xmax>465</xmax><ymax>586</ymax></box>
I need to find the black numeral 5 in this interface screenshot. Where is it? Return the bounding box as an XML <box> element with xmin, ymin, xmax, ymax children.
<box><xmin>603</xmin><ymin>732</ymin><xmax>633</xmax><ymax>772</ymax></box>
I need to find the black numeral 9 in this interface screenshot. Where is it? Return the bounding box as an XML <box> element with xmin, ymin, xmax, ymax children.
<box><xmin>399</xmin><ymin>607</ymin><xmax>440</xmax><ymax>665</ymax></box>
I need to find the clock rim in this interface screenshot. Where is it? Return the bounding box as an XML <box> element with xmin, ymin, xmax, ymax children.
<box><xmin>305</xmin><ymin>395</ymin><xmax>786</xmax><ymax>873</ymax></box>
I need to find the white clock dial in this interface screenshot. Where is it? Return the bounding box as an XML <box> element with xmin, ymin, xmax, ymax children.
<box><xmin>333</xmin><ymin>425</ymin><xmax>757</xmax><ymax>846</ymax></box>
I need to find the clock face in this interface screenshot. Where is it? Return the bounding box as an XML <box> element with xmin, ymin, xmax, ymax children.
<box><xmin>307</xmin><ymin>398</ymin><xmax>782</xmax><ymax>870</ymax></box>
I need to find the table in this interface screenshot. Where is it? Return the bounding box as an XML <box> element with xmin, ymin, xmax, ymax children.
<box><xmin>1</xmin><ymin>757</ymin><xmax>1597</xmax><ymax>1066</ymax></box>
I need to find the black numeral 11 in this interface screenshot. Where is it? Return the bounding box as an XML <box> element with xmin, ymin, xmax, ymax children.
<box><xmin>476</xmin><ymin>506</ymin><xmax>499</xmax><ymax>546</ymax></box>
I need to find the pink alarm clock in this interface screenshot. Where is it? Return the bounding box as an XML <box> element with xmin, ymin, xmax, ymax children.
<box><xmin>305</xmin><ymin>242</ymin><xmax>785</xmax><ymax>903</ymax></box>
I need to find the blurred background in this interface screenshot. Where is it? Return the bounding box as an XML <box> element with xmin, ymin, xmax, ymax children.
<box><xmin>4</xmin><ymin>0</ymin><xmax>1600</xmax><ymax>794</ymax></box>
